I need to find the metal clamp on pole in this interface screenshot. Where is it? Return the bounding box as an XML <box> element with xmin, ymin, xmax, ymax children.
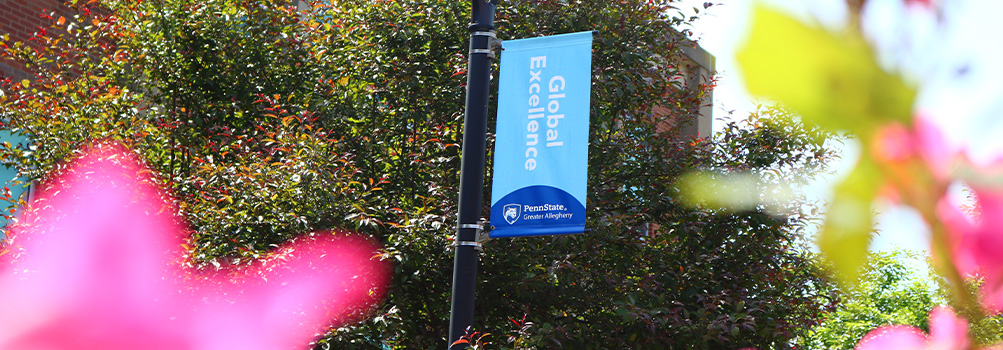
<box><xmin>476</xmin><ymin>218</ymin><xmax>491</xmax><ymax>244</ymax></box>
<box><xmin>470</xmin><ymin>31</ymin><xmax>502</xmax><ymax>60</ymax></box>
<box><xmin>453</xmin><ymin>240</ymin><xmax>482</xmax><ymax>250</ymax></box>
<box><xmin>452</xmin><ymin>219</ymin><xmax>489</xmax><ymax>251</ymax></box>
<box><xmin>472</xmin><ymin>30</ymin><xmax>496</xmax><ymax>39</ymax></box>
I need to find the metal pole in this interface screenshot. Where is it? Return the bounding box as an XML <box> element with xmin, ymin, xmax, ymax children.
<box><xmin>447</xmin><ymin>0</ymin><xmax>496</xmax><ymax>348</ymax></box>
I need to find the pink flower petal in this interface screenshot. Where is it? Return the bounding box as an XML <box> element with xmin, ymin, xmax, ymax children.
<box><xmin>938</xmin><ymin>186</ymin><xmax>1003</xmax><ymax>313</ymax></box>
<box><xmin>856</xmin><ymin>325</ymin><xmax>928</xmax><ymax>350</ymax></box>
<box><xmin>970</xmin><ymin>188</ymin><xmax>1003</xmax><ymax>269</ymax></box>
<box><xmin>0</xmin><ymin>143</ymin><xmax>388</xmax><ymax>349</ymax></box>
<box><xmin>872</xmin><ymin>122</ymin><xmax>916</xmax><ymax>162</ymax></box>
<box><xmin>927</xmin><ymin>306</ymin><xmax>970</xmax><ymax>350</ymax></box>
<box><xmin>913</xmin><ymin>117</ymin><xmax>955</xmax><ymax>180</ymax></box>
<box><xmin>190</xmin><ymin>234</ymin><xmax>389</xmax><ymax>349</ymax></box>
<box><xmin>935</xmin><ymin>197</ymin><xmax>980</xmax><ymax>278</ymax></box>
<box><xmin>905</xmin><ymin>0</ymin><xmax>935</xmax><ymax>9</ymax></box>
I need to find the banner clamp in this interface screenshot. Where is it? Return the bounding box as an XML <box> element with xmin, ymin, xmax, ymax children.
<box><xmin>470</xmin><ymin>31</ymin><xmax>502</xmax><ymax>59</ymax></box>
<box><xmin>454</xmin><ymin>218</ymin><xmax>490</xmax><ymax>251</ymax></box>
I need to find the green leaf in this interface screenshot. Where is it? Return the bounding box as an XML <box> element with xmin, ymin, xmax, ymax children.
<box><xmin>817</xmin><ymin>156</ymin><xmax>882</xmax><ymax>285</ymax></box>
<box><xmin>736</xmin><ymin>5</ymin><xmax>916</xmax><ymax>138</ymax></box>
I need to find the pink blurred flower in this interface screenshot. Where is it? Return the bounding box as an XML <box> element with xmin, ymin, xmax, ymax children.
<box><xmin>856</xmin><ymin>306</ymin><xmax>969</xmax><ymax>350</ymax></box>
<box><xmin>0</xmin><ymin>144</ymin><xmax>389</xmax><ymax>349</ymax></box>
<box><xmin>905</xmin><ymin>0</ymin><xmax>935</xmax><ymax>9</ymax></box>
<box><xmin>938</xmin><ymin>186</ymin><xmax>1003</xmax><ymax>313</ymax></box>
<box><xmin>872</xmin><ymin>115</ymin><xmax>1003</xmax><ymax>314</ymax></box>
<box><xmin>871</xmin><ymin>117</ymin><xmax>954</xmax><ymax>180</ymax></box>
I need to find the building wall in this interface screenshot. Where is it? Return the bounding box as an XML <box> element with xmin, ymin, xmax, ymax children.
<box><xmin>644</xmin><ymin>41</ymin><xmax>715</xmax><ymax>237</ymax></box>
<box><xmin>649</xmin><ymin>41</ymin><xmax>716</xmax><ymax>140</ymax></box>
<box><xmin>1</xmin><ymin>0</ymin><xmax>73</xmax><ymax>80</ymax></box>
<box><xmin>1</xmin><ymin>0</ymin><xmax>69</xmax><ymax>42</ymax></box>
<box><xmin>0</xmin><ymin>0</ymin><xmax>66</xmax><ymax>234</ymax></box>
<box><xmin>678</xmin><ymin>43</ymin><xmax>715</xmax><ymax>139</ymax></box>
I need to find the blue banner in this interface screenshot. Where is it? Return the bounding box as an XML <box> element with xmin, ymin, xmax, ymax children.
<box><xmin>490</xmin><ymin>31</ymin><xmax>593</xmax><ymax>238</ymax></box>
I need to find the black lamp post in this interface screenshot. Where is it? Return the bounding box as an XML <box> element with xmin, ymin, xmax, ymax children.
<box><xmin>447</xmin><ymin>0</ymin><xmax>497</xmax><ymax>349</ymax></box>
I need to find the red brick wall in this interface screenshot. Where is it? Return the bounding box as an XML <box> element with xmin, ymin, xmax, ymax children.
<box><xmin>1</xmin><ymin>0</ymin><xmax>72</xmax><ymax>79</ymax></box>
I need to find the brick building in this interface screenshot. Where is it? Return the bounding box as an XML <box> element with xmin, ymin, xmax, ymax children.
<box><xmin>0</xmin><ymin>0</ymin><xmax>68</xmax><ymax>234</ymax></box>
<box><xmin>676</xmin><ymin>43</ymin><xmax>715</xmax><ymax>139</ymax></box>
<box><xmin>0</xmin><ymin>0</ymin><xmax>74</xmax><ymax>80</ymax></box>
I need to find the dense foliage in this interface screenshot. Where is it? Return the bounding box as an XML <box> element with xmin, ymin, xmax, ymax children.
<box><xmin>1</xmin><ymin>0</ymin><xmax>838</xmax><ymax>348</ymax></box>
<box><xmin>797</xmin><ymin>249</ymin><xmax>1003</xmax><ymax>349</ymax></box>
<box><xmin>798</xmin><ymin>250</ymin><xmax>940</xmax><ymax>349</ymax></box>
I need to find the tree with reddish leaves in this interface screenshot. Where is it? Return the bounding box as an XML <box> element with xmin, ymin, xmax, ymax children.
<box><xmin>0</xmin><ymin>0</ymin><xmax>837</xmax><ymax>348</ymax></box>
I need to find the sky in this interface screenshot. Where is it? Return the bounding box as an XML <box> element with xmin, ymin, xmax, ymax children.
<box><xmin>675</xmin><ymin>0</ymin><xmax>1003</xmax><ymax>253</ymax></box>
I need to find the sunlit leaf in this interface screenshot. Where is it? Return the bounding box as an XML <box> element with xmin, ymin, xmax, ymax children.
<box><xmin>736</xmin><ymin>5</ymin><xmax>916</xmax><ymax>138</ymax></box>
<box><xmin>678</xmin><ymin>171</ymin><xmax>796</xmax><ymax>212</ymax></box>
<box><xmin>817</xmin><ymin>156</ymin><xmax>882</xmax><ymax>284</ymax></box>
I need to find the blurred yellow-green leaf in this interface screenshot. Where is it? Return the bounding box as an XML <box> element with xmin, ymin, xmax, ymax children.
<box><xmin>817</xmin><ymin>156</ymin><xmax>882</xmax><ymax>284</ymax></box>
<box><xmin>678</xmin><ymin>171</ymin><xmax>795</xmax><ymax>212</ymax></box>
<box><xmin>736</xmin><ymin>5</ymin><xmax>916</xmax><ymax>138</ymax></box>
<box><xmin>679</xmin><ymin>171</ymin><xmax>759</xmax><ymax>211</ymax></box>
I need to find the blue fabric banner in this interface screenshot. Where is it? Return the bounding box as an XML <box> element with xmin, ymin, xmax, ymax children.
<box><xmin>490</xmin><ymin>31</ymin><xmax>593</xmax><ymax>238</ymax></box>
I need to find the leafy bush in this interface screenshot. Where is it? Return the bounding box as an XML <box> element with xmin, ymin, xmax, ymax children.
<box><xmin>0</xmin><ymin>0</ymin><xmax>838</xmax><ymax>348</ymax></box>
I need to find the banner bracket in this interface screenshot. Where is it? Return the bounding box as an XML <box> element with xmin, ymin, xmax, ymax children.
<box><xmin>470</xmin><ymin>31</ymin><xmax>502</xmax><ymax>59</ymax></box>
<box><xmin>452</xmin><ymin>241</ymin><xmax>482</xmax><ymax>251</ymax></box>
<box><xmin>453</xmin><ymin>218</ymin><xmax>490</xmax><ymax>251</ymax></box>
<box><xmin>472</xmin><ymin>30</ymin><xmax>496</xmax><ymax>38</ymax></box>
<box><xmin>476</xmin><ymin>218</ymin><xmax>491</xmax><ymax>244</ymax></box>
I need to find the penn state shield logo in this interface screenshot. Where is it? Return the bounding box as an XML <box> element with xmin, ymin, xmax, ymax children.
<box><xmin>503</xmin><ymin>204</ymin><xmax>521</xmax><ymax>225</ymax></box>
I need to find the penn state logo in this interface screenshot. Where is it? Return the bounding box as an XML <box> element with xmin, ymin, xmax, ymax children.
<box><xmin>503</xmin><ymin>204</ymin><xmax>521</xmax><ymax>225</ymax></box>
